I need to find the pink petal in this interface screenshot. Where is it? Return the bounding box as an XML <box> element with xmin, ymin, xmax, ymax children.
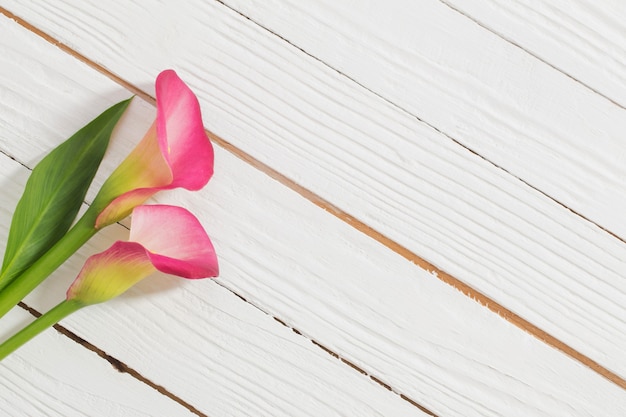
<box><xmin>96</xmin><ymin>186</ymin><xmax>164</xmax><ymax>230</ymax></box>
<box><xmin>66</xmin><ymin>241</ymin><xmax>155</xmax><ymax>305</ymax></box>
<box><xmin>156</xmin><ymin>70</ymin><xmax>214</xmax><ymax>190</ymax></box>
<box><xmin>129</xmin><ymin>205</ymin><xmax>219</xmax><ymax>278</ymax></box>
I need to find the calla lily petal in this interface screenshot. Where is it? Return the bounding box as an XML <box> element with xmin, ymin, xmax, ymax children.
<box><xmin>155</xmin><ymin>70</ymin><xmax>214</xmax><ymax>190</ymax></box>
<box><xmin>93</xmin><ymin>70</ymin><xmax>214</xmax><ymax>228</ymax></box>
<box><xmin>130</xmin><ymin>205</ymin><xmax>218</xmax><ymax>278</ymax></box>
<box><xmin>66</xmin><ymin>241</ymin><xmax>155</xmax><ymax>305</ymax></box>
<box><xmin>67</xmin><ymin>205</ymin><xmax>218</xmax><ymax>305</ymax></box>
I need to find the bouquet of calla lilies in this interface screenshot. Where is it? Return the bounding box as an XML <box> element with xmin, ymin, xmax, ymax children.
<box><xmin>0</xmin><ymin>70</ymin><xmax>219</xmax><ymax>358</ymax></box>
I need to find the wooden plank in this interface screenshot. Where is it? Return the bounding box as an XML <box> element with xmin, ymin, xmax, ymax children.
<box><xmin>441</xmin><ymin>0</ymin><xmax>626</xmax><ymax>107</ymax></box>
<box><xmin>0</xmin><ymin>305</ymin><xmax>196</xmax><ymax>416</ymax></box>
<box><xmin>1</xmin><ymin>15</ymin><xmax>626</xmax><ymax>416</ymax></box>
<box><xmin>4</xmin><ymin>0</ymin><xmax>626</xmax><ymax>380</ymax></box>
<box><xmin>210</xmin><ymin>0</ymin><xmax>626</xmax><ymax>241</ymax></box>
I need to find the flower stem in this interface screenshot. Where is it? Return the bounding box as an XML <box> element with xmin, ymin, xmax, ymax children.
<box><xmin>0</xmin><ymin>208</ymin><xmax>98</xmax><ymax>320</ymax></box>
<box><xmin>0</xmin><ymin>299</ymin><xmax>83</xmax><ymax>360</ymax></box>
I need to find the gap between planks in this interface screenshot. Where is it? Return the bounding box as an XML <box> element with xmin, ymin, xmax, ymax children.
<box><xmin>438</xmin><ymin>0</ymin><xmax>626</xmax><ymax>113</ymax></box>
<box><xmin>1</xmin><ymin>3</ymin><xmax>625</xmax><ymax>405</ymax></box>
<box><xmin>16</xmin><ymin>301</ymin><xmax>209</xmax><ymax>417</ymax></box>
<box><xmin>16</xmin><ymin>289</ymin><xmax>439</xmax><ymax>417</ymax></box>
<box><xmin>215</xmin><ymin>0</ymin><xmax>626</xmax><ymax>249</ymax></box>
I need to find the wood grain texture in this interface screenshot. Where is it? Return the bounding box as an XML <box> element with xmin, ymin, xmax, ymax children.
<box><xmin>1</xmin><ymin>14</ymin><xmax>626</xmax><ymax>417</ymax></box>
<box><xmin>213</xmin><ymin>0</ymin><xmax>626</xmax><ymax>242</ymax></box>
<box><xmin>441</xmin><ymin>0</ymin><xmax>626</xmax><ymax>107</ymax></box>
<box><xmin>4</xmin><ymin>0</ymin><xmax>626</xmax><ymax>380</ymax></box>
<box><xmin>0</xmin><ymin>306</ymin><xmax>196</xmax><ymax>416</ymax></box>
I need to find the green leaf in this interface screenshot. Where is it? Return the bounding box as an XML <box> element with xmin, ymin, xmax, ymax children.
<box><xmin>0</xmin><ymin>98</ymin><xmax>132</xmax><ymax>289</ymax></box>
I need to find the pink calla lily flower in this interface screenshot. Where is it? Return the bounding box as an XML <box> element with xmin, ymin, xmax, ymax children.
<box><xmin>0</xmin><ymin>70</ymin><xmax>216</xmax><ymax>322</ymax></box>
<box><xmin>92</xmin><ymin>70</ymin><xmax>214</xmax><ymax>229</ymax></box>
<box><xmin>67</xmin><ymin>205</ymin><xmax>218</xmax><ymax>305</ymax></box>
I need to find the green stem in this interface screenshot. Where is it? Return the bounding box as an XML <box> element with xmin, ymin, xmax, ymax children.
<box><xmin>0</xmin><ymin>208</ymin><xmax>98</xmax><ymax>320</ymax></box>
<box><xmin>0</xmin><ymin>299</ymin><xmax>83</xmax><ymax>360</ymax></box>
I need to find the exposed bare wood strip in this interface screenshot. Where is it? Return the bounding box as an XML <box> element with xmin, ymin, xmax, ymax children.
<box><xmin>16</xmin><ymin>302</ymin><xmax>209</xmax><ymax>417</ymax></box>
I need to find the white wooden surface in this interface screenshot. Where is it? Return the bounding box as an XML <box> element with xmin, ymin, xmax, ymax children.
<box><xmin>1</xmin><ymin>1</ymin><xmax>626</xmax><ymax>416</ymax></box>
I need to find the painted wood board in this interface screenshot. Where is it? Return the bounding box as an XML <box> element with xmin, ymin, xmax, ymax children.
<box><xmin>212</xmin><ymin>0</ymin><xmax>626</xmax><ymax>241</ymax></box>
<box><xmin>1</xmin><ymin>16</ymin><xmax>626</xmax><ymax>415</ymax></box>
<box><xmin>441</xmin><ymin>0</ymin><xmax>626</xmax><ymax>108</ymax></box>
<box><xmin>0</xmin><ymin>306</ymin><xmax>196</xmax><ymax>416</ymax></box>
<box><xmin>4</xmin><ymin>1</ymin><xmax>626</xmax><ymax>379</ymax></box>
